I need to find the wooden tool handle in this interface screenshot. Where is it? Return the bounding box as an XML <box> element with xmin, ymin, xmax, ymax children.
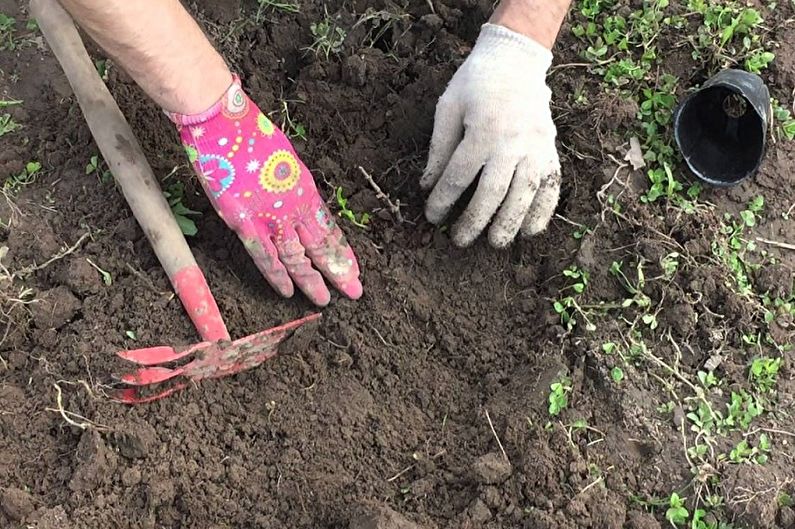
<box><xmin>32</xmin><ymin>0</ymin><xmax>230</xmax><ymax>341</ymax></box>
<box><xmin>30</xmin><ymin>0</ymin><xmax>196</xmax><ymax>278</ymax></box>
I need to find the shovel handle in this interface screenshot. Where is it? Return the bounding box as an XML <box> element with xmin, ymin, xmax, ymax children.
<box><xmin>31</xmin><ymin>0</ymin><xmax>229</xmax><ymax>341</ymax></box>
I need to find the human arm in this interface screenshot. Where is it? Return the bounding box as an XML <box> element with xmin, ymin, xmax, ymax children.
<box><xmin>56</xmin><ymin>0</ymin><xmax>363</xmax><ymax>306</ymax></box>
<box><xmin>421</xmin><ymin>0</ymin><xmax>573</xmax><ymax>248</ymax></box>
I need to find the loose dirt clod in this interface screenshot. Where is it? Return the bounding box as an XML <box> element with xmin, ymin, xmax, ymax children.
<box><xmin>349</xmin><ymin>503</ymin><xmax>423</xmax><ymax>529</ymax></box>
<box><xmin>1</xmin><ymin>487</ymin><xmax>35</xmax><ymax>521</ymax></box>
<box><xmin>471</xmin><ymin>452</ymin><xmax>512</xmax><ymax>485</ymax></box>
<box><xmin>29</xmin><ymin>285</ymin><xmax>81</xmax><ymax>329</ymax></box>
<box><xmin>68</xmin><ymin>430</ymin><xmax>118</xmax><ymax>492</ymax></box>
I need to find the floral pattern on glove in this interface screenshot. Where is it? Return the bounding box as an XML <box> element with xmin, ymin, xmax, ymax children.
<box><xmin>170</xmin><ymin>75</ymin><xmax>362</xmax><ymax>306</ymax></box>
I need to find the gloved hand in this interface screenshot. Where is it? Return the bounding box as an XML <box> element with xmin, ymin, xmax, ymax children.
<box><xmin>421</xmin><ymin>23</ymin><xmax>562</xmax><ymax>248</ymax></box>
<box><xmin>167</xmin><ymin>75</ymin><xmax>362</xmax><ymax>306</ymax></box>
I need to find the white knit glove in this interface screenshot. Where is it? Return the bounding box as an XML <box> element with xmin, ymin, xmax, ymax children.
<box><xmin>421</xmin><ymin>23</ymin><xmax>561</xmax><ymax>248</ymax></box>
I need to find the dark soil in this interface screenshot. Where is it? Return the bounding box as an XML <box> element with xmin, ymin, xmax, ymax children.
<box><xmin>1</xmin><ymin>0</ymin><xmax>794</xmax><ymax>528</ymax></box>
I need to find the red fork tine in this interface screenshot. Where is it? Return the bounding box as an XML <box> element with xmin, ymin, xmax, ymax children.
<box><xmin>114</xmin><ymin>313</ymin><xmax>322</xmax><ymax>403</ymax></box>
<box><xmin>117</xmin><ymin>341</ymin><xmax>211</xmax><ymax>365</ymax></box>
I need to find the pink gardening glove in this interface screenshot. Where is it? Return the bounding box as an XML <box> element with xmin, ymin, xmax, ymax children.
<box><xmin>167</xmin><ymin>75</ymin><xmax>362</xmax><ymax>306</ymax></box>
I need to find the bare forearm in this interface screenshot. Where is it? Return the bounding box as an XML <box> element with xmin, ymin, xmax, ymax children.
<box><xmin>490</xmin><ymin>0</ymin><xmax>572</xmax><ymax>49</ymax></box>
<box><xmin>57</xmin><ymin>0</ymin><xmax>231</xmax><ymax>114</ymax></box>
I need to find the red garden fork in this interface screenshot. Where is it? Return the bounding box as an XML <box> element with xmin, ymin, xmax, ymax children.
<box><xmin>33</xmin><ymin>0</ymin><xmax>320</xmax><ymax>403</ymax></box>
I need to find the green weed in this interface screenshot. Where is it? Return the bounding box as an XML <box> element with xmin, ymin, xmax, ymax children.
<box><xmin>86</xmin><ymin>155</ymin><xmax>112</xmax><ymax>184</ymax></box>
<box><xmin>548</xmin><ymin>377</ymin><xmax>572</xmax><ymax>416</ymax></box>
<box><xmin>308</xmin><ymin>16</ymin><xmax>346</xmax><ymax>59</ymax></box>
<box><xmin>335</xmin><ymin>187</ymin><xmax>370</xmax><ymax>228</ymax></box>
<box><xmin>163</xmin><ymin>182</ymin><xmax>201</xmax><ymax>236</ymax></box>
<box><xmin>0</xmin><ymin>13</ymin><xmax>16</xmax><ymax>51</ymax></box>
<box><xmin>255</xmin><ymin>0</ymin><xmax>300</xmax><ymax>21</ymax></box>
<box><xmin>553</xmin><ymin>266</ymin><xmax>596</xmax><ymax>331</ymax></box>
<box><xmin>0</xmin><ymin>113</ymin><xmax>19</xmax><ymax>138</ymax></box>
<box><xmin>749</xmin><ymin>357</ymin><xmax>781</xmax><ymax>393</ymax></box>
<box><xmin>3</xmin><ymin>161</ymin><xmax>41</xmax><ymax>194</ymax></box>
<box><xmin>772</xmin><ymin>99</ymin><xmax>795</xmax><ymax>141</ymax></box>
<box><xmin>666</xmin><ymin>492</ymin><xmax>689</xmax><ymax>526</ymax></box>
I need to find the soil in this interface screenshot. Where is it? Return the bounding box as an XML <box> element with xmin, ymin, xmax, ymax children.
<box><xmin>1</xmin><ymin>0</ymin><xmax>794</xmax><ymax>528</ymax></box>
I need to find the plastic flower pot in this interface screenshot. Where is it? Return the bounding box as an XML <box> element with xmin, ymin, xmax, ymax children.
<box><xmin>673</xmin><ymin>69</ymin><xmax>771</xmax><ymax>187</ymax></box>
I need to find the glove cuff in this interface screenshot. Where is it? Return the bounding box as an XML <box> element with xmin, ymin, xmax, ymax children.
<box><xmin>476</xmin><ymin>23</ymin><xmax>553</xmax><ymax>68</ymax></box>
<box><xmin>164</xmin><ymin>72</ymin><xmax>239</xmax><ymax>126</ymax></box>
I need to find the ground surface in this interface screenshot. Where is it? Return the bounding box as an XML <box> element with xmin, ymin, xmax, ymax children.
<box><xmin>1</xmin><ymin>0</ymin><xmax>794</xmax><ymax>528</ymax></box>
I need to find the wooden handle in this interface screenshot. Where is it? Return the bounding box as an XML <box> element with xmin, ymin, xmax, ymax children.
<box><xmin>30</xmin><ymin>0</ymin><xmax>196</xmax><ymax>279</ymax></box>
<box><xmin>32</xmin><ymin>0</ymin><xmax>230</xmax><ymax>341</ymax></box>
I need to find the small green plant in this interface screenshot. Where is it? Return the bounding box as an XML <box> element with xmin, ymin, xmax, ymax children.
<box><xmin>86</xmin><ymin>258</ymin><xmax>113</xmax><ymax>286</ymax></box>
<box><xmin>335</xmin><ymin>187</ymin><xmax>370</xmax><ymax>228</ymax></box>
<box><xmin>772</xmin><ymin>99</ymin><xmax>795</xmax><ymax>141</ymax></box>
<box><xmin>779</xmin><ymin>492</ymin><xmax>793</xmax><ymax>508</ymax></box>
<box><xmin>307</xmin><ymin>16</ymin><xmax>346</xmax><ymax>59</ymax></box>
<box><xmin>277</xmin><ymin>100</ymin><xmax>307</xmax><ymax>140</ymax></box>
<box><xmin>0</xmin><ymin>113</ymin><xmax>19</xmax><ymax>138</ymax></box>
<box><xmin>255</xmin><ymin>0</ymin><xmax>300</xmax><ymax>21</ymax></box>
<box><xmin>666</xmin><ymin>492</ymin><xmax>689</xmax><ymax>526</ymax></box>
<box><xmin>611</xmin><ymin>366</ymin><xmax>624</xmax><ymax>383</ymax></box>
<box><xmin>548</xmin><ymin>377</ymin><xmax>572</xmax><ymax>416</ymax></box>
<box><xmin>698</xmin><ymin>370</ymin><xmax>718</xmax><ymax>389</ymax></box>
<box><xmin>86</xmin><ymin>155</ymin><xmax>113</xmax><ymax>184</ymax></box>
<box><xmin>553</xmin><ymin>266</ymin><xmax>596</xmax><ymax>332</ymax></box>
<box><xmin>163</xmin><ymin>182</ymin><xmax>201</xmax><ymax>236</ymax></box>
<box><xmin>0</xmin><ymin>13</ymin><xmax>16</xmax><ymax>51</ymax></box>
<box><xmin>729</xmin><ymin>434</ymin><xmax>770</xmax><ymax>464</ymax></box>
<box><xmin>724</xmin><ymin>390</ymin><xmax>763</xmax><ymax>430</ymax></box>
<box><xmin>3</xmin><ymin>161</ymin><xmax>41</xmax><ymax>194</ymax></box>
<box><xmin>749</xmin><ymin>357</ymin><xmax>781</xmax><ymax>393</ymax></box>
<box><xmin>739</xmin><ymin>196</ymin><xmax>764</xmax><ymax>227</ymax></box>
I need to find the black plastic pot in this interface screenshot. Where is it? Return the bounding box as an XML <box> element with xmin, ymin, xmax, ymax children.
<box><xmin>673</xmin><ymin>69</ymin><xmax>771</xmax><ymax>187</ymax></box>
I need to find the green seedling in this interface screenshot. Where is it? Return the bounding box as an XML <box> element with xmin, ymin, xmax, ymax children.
<box><xmin>85</xmin><ymin>258</ymin><xmax>112</xmax><ymax>286</ymax></box>
<box><xmin>255</xmin><ymin>0</ymin><xmax>300</xmax><ymax>21</ymax></box>
<box><xmin>307</xmin><ymin>15</ymin><xmax>346</xmax><ymax>59</ymax></box>
<box><xmin>723</xmin><ymin>390</ymin><xmax>762</xmax><ymax>430</ymax></box>
<box><xmin>712</xmin><ymin>196</ymin><xmax>765</xmax><ymax>296</ymax></box>
<box><xmin>729</xmin><ymin>433</ymin><xmax>770</xmax><ymax>464</ymax></box>
<box><xmin>0</xmin><ymin>113</ymin><xmax>19</xmax><ymax>138</ymax></box>
<box><xmin>335</xmin><ymin>187</ymin><xmax>370</xmax><ymax>228</ymax></box>
<box><xmin>779</xmin><ymin>493</ymin><xmax>793</xmax><ymax>508</ymax></box>
<box><xmin>0</xmin><ymin>13</ymin><xmax>16</xmax><ymax>51</ymax></box>
<box><xmin>354</xmin><ymin>8</ymin><xmax>409</xmax><ymax>50</ymax></box>
<box><xmin>697</xmin><ymin>370</ymin><xmax>718</xmax><ymax>389</ymax></box>
<box><xmin>687</xmin><ymin>2</ymin><xmax>772</xmax><ymax>74</ymax></box>
<box><xmin>610</xmin><ymin>366</ymin><xmax>624</xmax><ymax>383</ymax></box>
<box><xmin>3</xmin><ymin>161</ymin><xmax>41</xmax><ymax>194</ymax></box>
<box><xmin>772</xmin><ymin>99</ymin><xmax>795</xmax><ymax>141</ymax></box>
<box><xmin>548</xmin><ymin>377</ymin><xmax>572</xmax><ymax>417</ymax></box>
<box><xmin>86</xmin><ymin>155</ymin><xmax>113</xmax><ymax>184</ymax></box>
<box><xmin>277</xmin><ymin>100</ymin><xmax>307</xmax><ymax>141</ymax></box>
<box><xmin>553</xmin><ymin>266</ymin><xmax>596</xmax><ymax>331</ymax></box>
<box><xmin>95</xmin><ymin>59</ymin><xmax>109</xmax><ymax>81</ymax></box>
<box><xmin>666</xmin><ymin>492</ymin><xmax>689</xmax><ymax>526</ymax></box>
<box><xmin>749</xmin><ymin>357</ymin><xmax>781</xmax><ymax>393</ymax></box>
<box><xmin>163</xmin><ymin>182</ymin><xmax>201</xmax><ymax>236</ymax></box>
<box><xmin>739</xmin><ymin>195</ymin><xmax>764</xmax><ymax>227</ymax></box>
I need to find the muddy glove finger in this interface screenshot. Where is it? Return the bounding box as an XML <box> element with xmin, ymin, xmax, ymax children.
<box><xmin>420</xmin><ymin>95</ymin><xmax>464</xmax><ymax>191</ymax></box>
<box><xmin>451</xmin><ymin>154</ymin><xmax>520</xmax><ymax>247</ymax></box>
<box><xmin>238</xmin><ymin>222</ymin><xmax>295</xmax><ymax>299</ymax></box>
<box><xmin>520</xmin><ymin>166</ymin><xmax>562</xmax><ymax>237</ymax></box>
<box><xmin>489</xmin><ymin>156</ymin><xmax>556</xmax><ymax>247</ymax></box>
<box><xmin>275</xmin><ymin>227</ymin><xmax>332</xmax><ymax>307</ymax></box>
<box><xmin>424</xmin><ymin>137</ymin><xmax>486</xmax><ymax>225</ymax></box>
<box><xmin>296</xmin><ymin>204</ymin><xmax>363</xmax><ymax>301</ymax></box>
